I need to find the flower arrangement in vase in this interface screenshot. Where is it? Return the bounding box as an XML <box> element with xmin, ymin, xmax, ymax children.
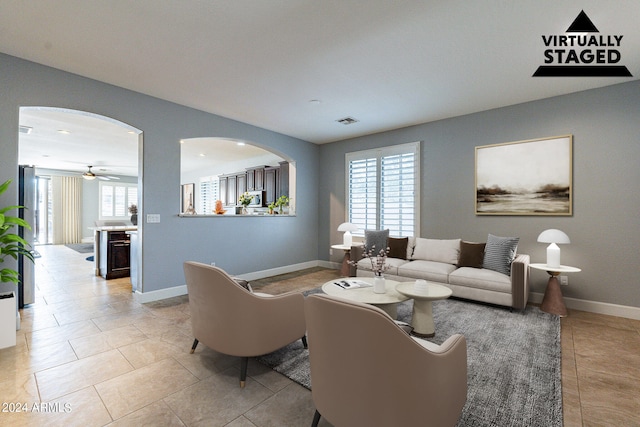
<box><xmin>349</xmin><ymin>246</ymin><xmax>391</xmax><ymax>293</ymax></box>
<box><xmin>238</xmin><ymin>192</ymin><xmax>253</xmax><ymax>214</ymax></box>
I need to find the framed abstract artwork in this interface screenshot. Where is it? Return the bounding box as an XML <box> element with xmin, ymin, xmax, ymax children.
<box><xmin>475</xmin><ymin>135</ymin><xmax>572</xmax><ymax>215</ymax></box>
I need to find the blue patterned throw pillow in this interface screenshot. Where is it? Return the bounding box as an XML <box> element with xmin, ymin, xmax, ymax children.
<box><xmin>483</xmin><ymin>234</ymin><xmax>519</xmax><ymax>276</ymax></box>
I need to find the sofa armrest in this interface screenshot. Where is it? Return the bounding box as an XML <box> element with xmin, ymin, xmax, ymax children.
<box><xmin>510</xmin><ymin>254</ymin><xmax>530</xmax><ymax>310</ymax></box>
<box><xmin>348</xmin><ymin>244</ymin><xmax>365</xmax><ymax>277</ymax></box>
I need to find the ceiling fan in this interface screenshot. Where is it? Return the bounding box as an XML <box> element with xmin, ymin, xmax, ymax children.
<box><xmin>81</xmin><ymin>165</ymin><xmax>120</xmax><ymax>181</ymax></box>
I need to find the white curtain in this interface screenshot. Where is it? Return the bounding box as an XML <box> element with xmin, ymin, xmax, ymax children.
<box><xmin>52</xmin><ymin>176</ymin><xmax>82</xmax><ymax>244</ymax></box>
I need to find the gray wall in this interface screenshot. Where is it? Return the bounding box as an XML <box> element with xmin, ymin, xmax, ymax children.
<box><xmin>1</xmin><ymin>53</ymin><xmax>320</xmax><ymax>295</ymax></box>
<box><xmin>319</xmin><ymin>81</ymin><xmax>640</xmax><ymax>308</ymax></box>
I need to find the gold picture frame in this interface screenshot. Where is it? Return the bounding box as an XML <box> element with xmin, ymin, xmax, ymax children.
<box><xmin>475</xmin><ymin>135</ymin><xmax>573</xmax><ymax>216</ymax></box>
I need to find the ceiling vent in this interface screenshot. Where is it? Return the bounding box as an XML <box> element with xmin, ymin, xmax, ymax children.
<box><xmin>19</xmin><ymin>125</ymin><xmax>33</xmax><ymax>134</ymax></box>
<box><xmin>336</xmin><ymin>116</ymin><xmax>359</xmax><ymax>125</ymax></box>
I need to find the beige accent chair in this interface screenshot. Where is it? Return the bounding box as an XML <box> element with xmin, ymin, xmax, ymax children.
<box><xmin>183</xmin><ymin>261</ymin><xmax>307</xmax><ymax>387</ymax></box>
<box><xmin>305</xmin><ymin>294</ymin><xmax>467</xmax><ymax>427</ymax></box>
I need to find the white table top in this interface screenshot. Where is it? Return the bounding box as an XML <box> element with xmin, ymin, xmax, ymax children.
<box><xmin>396</xmin><ymin>281</ymin><xmax>453</xmax><ymax>301</ymax></box>
<box><xmin>322</xmin><ymin>277</ymin><xmax>409</xmax><ymax>305</ymax></box>
<box><xmin>331</xmin><ymin>243</ymin><xmax>363</xmax><ymax>251</ymax></box>
<box><xmin>530</xmin><ymin>263</ymin><xmax>581</xmax><ymax>273</ymax></box>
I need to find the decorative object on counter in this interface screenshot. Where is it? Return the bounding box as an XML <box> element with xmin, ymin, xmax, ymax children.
<box><xmin>337</xmin><ymin>222</ymin><xmax>359</xmax><ymax>246</ymax></box>
<box><xmin>128</xmin><ymin>204</ymin><xmax>138</xmax><ymax>225</ymax></box>
<box><xmin>181</xmin><ymin>183</ymin><xmax>196</xmax><ymax>214</ymax></box>
<box><xmin>537</xmin><ymin>229</ymin><xmax>570</xmax><ymax>268</ymax></box>
<box><xmin>0</xmin><ymin>179</ymin><xmax>35</xmax><ymax>285</ymax></box>
<box><xmin>275</xmin><ymin>195</ymin><xmax>289</xmax><ymax>214</ymax></box>
<box><xmin>213</xmin><ymin>200</ymin><xmax>226</xmax><ymax>215</ymax></box>
<box><xmin>238</xmin><ymin>192</ymin><xmax>253</xmax><ymax>214</ymax></box>
<box><xmin>268</xmin><ymin>202</ymin><xmax>277</xmax><ymax>215</ymax></box>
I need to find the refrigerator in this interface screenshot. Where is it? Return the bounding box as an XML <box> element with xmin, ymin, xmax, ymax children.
<box><xmin>18</xmin><ymin>165</ymin><xmax>36</xmax><ymax>307</ymax></box>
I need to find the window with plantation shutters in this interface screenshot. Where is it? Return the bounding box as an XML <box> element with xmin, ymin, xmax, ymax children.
<box><xmin>99</xmin><ymin>182</ymin><xmax>138</xmax><ymax>220</ymax></box>
<box><xmin>346</xmin><ymin>142</ymin><xmax>420</xmax><ymax>238</ymax></box>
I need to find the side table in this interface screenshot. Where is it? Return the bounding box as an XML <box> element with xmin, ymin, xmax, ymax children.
<box><xmin>396</xmin><ymin>281</ymin><xmax>452</xmax><ymax>337</ymax></box>
<box><xmin>331</xmin><ymin>243</ymin><xmax>362</xmax><ymax>277</ymax></box>
<box><xmin>530</xmin><ymin>263</ymin><xmax>581</xmax><ymax>317</ymax></box>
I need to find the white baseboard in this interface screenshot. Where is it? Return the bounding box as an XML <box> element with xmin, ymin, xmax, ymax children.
<box><xmin>529</xmin><ymin>292</ymin><xmax>640</xmax><ymax>320</ymax></box>
<box><xmin>135</xmin><ymin>260</ymin><xmax>337</xmax><ymax>303</ymax></box>
<box><xmin>235</xmin><ymin>260</ymin><xmax>321</xmax><ymax>281</ymax></box>
<box><xmin>135</xmin><ymin>285</ymin><xmax>187</xmax><ymax>304</ymax></box>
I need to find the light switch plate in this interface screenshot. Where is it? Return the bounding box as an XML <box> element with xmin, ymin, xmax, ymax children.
<box><xmin>146</xmin><ymin>214</ymin><xmax>160</xmax><ymax>223</ymax></box>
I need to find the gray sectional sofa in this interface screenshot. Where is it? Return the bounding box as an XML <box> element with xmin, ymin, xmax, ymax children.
<box><xmin>351</xmin><ymin>234</ymin><xmax>530</xmax><ymax>310</ymax></box>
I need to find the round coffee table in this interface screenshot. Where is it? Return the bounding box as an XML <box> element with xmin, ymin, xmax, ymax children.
<box><xmin>396</xmin><ymin>281</ymin><xmax>452</xmax><ymax>337</ymax></box>
<box><xmin>321</xmin><ymin>277</ymin><xmax>409</xmax><ymax>319</ymax></box>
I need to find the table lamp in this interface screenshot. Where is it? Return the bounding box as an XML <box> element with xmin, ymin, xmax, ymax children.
<box><xmin>537</xmin><ymin>229</ymin><xmax>570</xmax><ymax>268</ymax></box>
<box><xmin>338</xmin><ymin>222</ymin><xmax>359</xmax><ymax>247</ymax></box>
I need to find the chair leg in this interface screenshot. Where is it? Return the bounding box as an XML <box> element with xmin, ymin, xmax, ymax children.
<box><xmin>312</xmin><ymin>409</ymin><xmax>321</xmax><ymax>427</ymax></box>
<box><xmin>240</xmin><ymin>357</ymin><xmax>248</xmax><ymax>388</ymax></box>
<box><xmin>190</xmin><ymin>338</ymin><xmax>199</xmax><ymax>354</ymax></box>
<box><xmin>301</xmin><ymin>335</ymin><xmax>308</xmax><ymax>349</ymax></box>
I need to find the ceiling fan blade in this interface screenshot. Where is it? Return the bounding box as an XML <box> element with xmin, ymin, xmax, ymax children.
<box><xmin>97</xmin><ymin>176</ymin><xmax>111</xmax><ymax>181</ymax></box>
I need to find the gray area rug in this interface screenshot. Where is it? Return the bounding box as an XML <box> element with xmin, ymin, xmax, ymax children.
<box><xmin>65</xmin><ymin>243</ymin><xmax>94</xmax><ymax>253</ymax></box>
<box><xmin>257</xmin><ymin>293</ymin><xmax>562</xmax><ymax>427</ymax></box>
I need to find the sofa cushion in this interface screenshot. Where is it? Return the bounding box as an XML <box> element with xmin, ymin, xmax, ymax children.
<box><xmin>397</xmin><ymin>260</ymin><xmax>457</xmax><ymax>283</ymax></box>
<box><xmin>458</xmin><ymin>241</ymin><xmax>486</xmax><ymax>268</ymax></box>
<box><xmin>449</xmin><ymin>267</ymin><xmax>511</xmax><ymax>293</ymax></box>
<box><xmin>364</xmin><ymin>229</ymin><xmax>389</xmax><ymax>254</ymax></box>
<box><xmin>357</xmin><ymin>256</ymin><xmax>409</xmax><ymax>276</ymax></box>
<box><xmin>388</xmin><ymin>237</ymin><xmax>409</xmax><ymax>260</ymax></box>
<box><xmin>483</xmin><ymin>234</ymin><xmax>519</xmax><ymax>276</ymax></box>
<box><xmin>412</xmin><ymin>238</ymin><xmax>461</xmax><ymax>265</ymax></box>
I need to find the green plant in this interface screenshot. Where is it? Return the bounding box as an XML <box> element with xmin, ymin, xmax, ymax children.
<box><xmin>275</xmin><ymin>195</ymin><xmax>289</xmax><ymax>207</ymax></box>
<box><xmin>275</xmin><ymin>195</ymin><xmax>289</xmax><ymax>213</ymax></box>
<box><xmin>0</xmin><ymin>180</ymin><xmax>34</xmax><ymax>284</ymax></box>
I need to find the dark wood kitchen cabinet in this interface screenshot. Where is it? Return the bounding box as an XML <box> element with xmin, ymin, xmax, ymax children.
<box><xmin>99</xmin><ymin>230</ymin><xmax>131</xmax><ymax>279</ymax></box>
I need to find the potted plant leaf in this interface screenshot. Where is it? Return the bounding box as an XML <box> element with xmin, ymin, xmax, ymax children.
<box><xmin>275</xmin><ymin>195</ymin><xmax>289</xmax><ymax>214</ymax></box>
<box><xmin>0</xmin><ymin>179</ymin><xmax>34</xmax><ymax>348</ymax></box>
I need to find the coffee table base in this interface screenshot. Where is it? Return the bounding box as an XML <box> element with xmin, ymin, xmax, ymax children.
<box><xmin>410</xmin><ymin>300</ymin><xmax>436</xmax><ymax>337</ymax></box>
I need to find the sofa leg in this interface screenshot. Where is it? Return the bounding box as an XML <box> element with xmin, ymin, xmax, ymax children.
<box><xmin>190</xmin><ymin>338</ymin><xmax>199</xmax><ymax>354</ymax></box>
<box><xmin>312</xmin><ymin>409</ymin><xmax>321</xmax><ymax>427</ymax></box>
<box><xmin>240</xmin><ymin>357</ymin><xmax>248</xmax><ymax>388</ymax></box>
<box><xmin>301</xmin><ymin>335</ymin><xmax>308</xmax><ymax>349</ymax></box>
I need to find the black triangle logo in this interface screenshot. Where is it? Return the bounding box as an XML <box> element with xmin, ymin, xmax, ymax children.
<box><xmin>566</xmin><ymin>10</ymin><xmax>599</xmax><ymax>33</ymax></box>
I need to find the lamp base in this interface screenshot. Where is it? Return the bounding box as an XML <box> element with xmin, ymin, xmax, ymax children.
<box><xmin>540</xmin><ymin>274</ymin><xmax>568</xmax><ymax>317</ymax></box>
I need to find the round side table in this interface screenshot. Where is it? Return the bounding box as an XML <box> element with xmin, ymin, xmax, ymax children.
<box><xmin>331</xmin><ymin>243</ymin><xmax>362</xmax><ymax>277</ymax></box>
<box><xmin>396</xmin><ymin>281</ymin><xmax>452</xmax><ymax>337</ymax></box>
<box><xmin>530</xmin><ymin>263</ymin><xmax>581</xmax><ymax>317</ymax></box>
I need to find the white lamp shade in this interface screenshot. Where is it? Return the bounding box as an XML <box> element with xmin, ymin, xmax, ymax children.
<box><xmin>338</xmin><ymin>222</ymin><xmax>358</xmax><ymax>247</ymax></box>
<box><xmin>537</xmin><ymin>229</ymin><xmax>570</xmax><ymax>244</ymax></box>
<box><xmin>537</xmin><ymin>229</ymin><xmax>570</xmax><ymax>268</ymax></box>
<box><xmin>338</xmin><ymin>222</ymin><xmax>359</xmax><ymax>233</ymax></box>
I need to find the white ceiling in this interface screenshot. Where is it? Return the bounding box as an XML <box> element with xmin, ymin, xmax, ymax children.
<box><xmin>4</xmin><ymin>1</ymin><xmax>640</xmax><ymax>173</ymax></box>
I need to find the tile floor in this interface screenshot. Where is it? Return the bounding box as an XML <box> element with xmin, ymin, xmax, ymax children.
<box><xmin>1</xmin><ymin>245</ymin><xmax>638</xmax><ymax>426</ymax></box>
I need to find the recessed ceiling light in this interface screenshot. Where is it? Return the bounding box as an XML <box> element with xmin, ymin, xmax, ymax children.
<box><xmin>199</xmin><ymin>153</ymin><xmax>205</xmax><ymax>157</ymax></box>
<box><xmin>309</xmin><ymin>99</ymin><xmax>321</xmax><ymax>105</ymax></box>
<box><xmin>57</xmin><ymin>129</ymin><xmax>71</xmax><ymax>134</ymax></box>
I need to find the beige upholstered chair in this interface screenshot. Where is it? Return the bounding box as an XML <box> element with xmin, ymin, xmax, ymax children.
<box><xmin>183</xmin><ymin>261</ymin><xmax>307</xmax><ymax>387</ymax></box>
<box><xmin>305</xmin><ymin>294</ymin><xmax>467</xmax><ymax>427</ymax></box>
